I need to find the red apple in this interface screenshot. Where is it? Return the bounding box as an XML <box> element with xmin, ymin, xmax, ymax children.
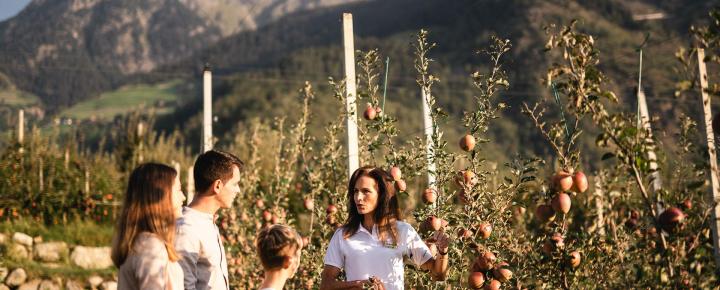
<box><xmin>535</xmin><ymin>204</ymin><xmax>556</xmax><ymax>223</ymax></box>
<box><xmin>659</xmin><ymin>207</ymin><xmax>685</xmax><ymax>233</ymax></box>
<box><xmin>572</xmin><ymin>171</ymin><xmax>588</xmax><ymax>193</ymax></box>
<box><xmin>460</xmin><ymin>134</ymin><xmax>476</xmax><ymax>152</ymax></box>
<box><xmin>256</xmin><ymin>199</ymin><xmax>265</xmax><ymax>209</ymax></box>
<box><xmin>389</xmin><ymin>166</ymin><xmax>402</xmax><ymax>181</ymax></box>
<box><xmin>568</xmin><ymin>251</ymin><xmax>581</xmax><ymax>268</ymax></box>
<box><xmin>681</xmin><ymin>198</ymin><xmax>692</xmax><ymax>210</ymax></box>
<box><xmin>551</xmin><ymin>193</ymin><xmax>571</xmax><ymax>214</ymax></box>
<box><xmin>457</xmin><ymin>227</ymin><xmax>473</xmax><ymax>239</ymax></box>
<box><xmin>468</xmin><ymin>272</ymin><xmax>485</xmax><ymax>289</ymax></box>
<box><xmin>326</xmin><ymin>204</ymin><xmax>338</xmax><ymax>215</ymax></box>
<box><xmin>262</xmin><ymin>210</ymin><xmax>273</xmax><ymax>222</ymax></box>
<box><xmin>493</xmin><ymin>262</ymin><xmax>512</xmax><ymax>282</ymax></box>
<box><xmin>422</xmin><ymin>188</ymin><xmax>437</xmax><ymax>204</ymax></box>
<box><xmin>474</xmin><ymin>251</ymin><xmax>496</xmax><ymax>271</ymax></box>
<box><xmin>303</xmin><ymin>198</ymin><xmax>314</xmax><ymax>211</ymax></box>
<box><xmin>478</xmin><ymin>222</ymin><xmax>492</xmax><ymax>239</ymax></box>
<box><xmin>553</xmin><ymin>171</ymin><xmax>573</xmax><ymax>192</ymax></box>
<box><xmin>363</xmin><ymin>105</ymin><xmax>376</xmax><ymax>120</ymax></box>
<box><xmin>427</xmin><ymin>216</ymin><xmax>443</xmax><ymax>231</ymax></box>
<box><xmin>484</xmin><ymin>279</ymin><xmax>501</xmax><ymax>290</ymax></box>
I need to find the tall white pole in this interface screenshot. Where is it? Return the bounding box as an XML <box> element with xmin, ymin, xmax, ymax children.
<box><xmin>697</xmin><ymin>48</ymin><xmax>720</xmax><ymax>269</ymax></box>
<box><xmin>202</xmin><ymin>65</ymin><xmax>213</xmax><ymax>153</ymax></box>
<box><xmin>18</xmin><ymin>109</ymin><xmax>24</xmax><ymax>144</ymax></box>
<box><xmin>187</xmin><ymin>166</ymin><xmax>195</xmax><ymax>205</ymax></box>
<box><xmin>343</xmin><ymin>13</ymin><xmax>359</xmax><ymax>176</ymax></box>
<box><xmin>422</xmin><ymin>87</ymin><xmax>436</xmax><ymax>189</ymax></box>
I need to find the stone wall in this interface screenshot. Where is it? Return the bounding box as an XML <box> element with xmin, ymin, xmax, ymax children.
<box><xmin>0</xmin><ymin>232</ymin><xmax>117</xmax><ymax>290</ymax></box>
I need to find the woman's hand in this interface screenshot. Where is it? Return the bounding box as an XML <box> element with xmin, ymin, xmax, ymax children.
<box><xmin>427</xmin><ymin>229</ymin><xmax>450</xmax><ymax>255</ymax></box>
<box><xmin>364</xmin><ymin>276</ymin><xmax>386</xmax><ymax>290</ymax></box>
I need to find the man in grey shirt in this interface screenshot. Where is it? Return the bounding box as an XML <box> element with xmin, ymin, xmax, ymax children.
<box><xmin>176</xmin><ymin>150</ymin><xmax>243</xmax><ymax>290</ymax></box>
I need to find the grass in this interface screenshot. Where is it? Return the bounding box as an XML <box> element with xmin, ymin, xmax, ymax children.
<box><xmin>0</xmin><ymin>219</ymin><xmax>114</xmax><ymax>247</ymax></box>
<box><xmin>61</xmin><ymin>80</ymin><xmax>184</xmax><ymax>120</ymax></box>
<box><xmin>0</xmin><ymin>89</ymin><xmax>40</xmax><ymax>107</ymax></box>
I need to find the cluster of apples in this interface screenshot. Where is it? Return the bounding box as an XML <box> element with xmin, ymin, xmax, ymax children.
<box><xmin>468</xmin><ymin>250</ymin><xmax>513</xmax><ymax>290</ymax></box>
<box><xmin>363</xmin><ymin>104</ymin><xmax>383</xmax><ymax>120</ymax></box>
<box><xmin>535</xmin><ymin>170</ymin><xmax>588</xmax><ymax>223</ymax></box>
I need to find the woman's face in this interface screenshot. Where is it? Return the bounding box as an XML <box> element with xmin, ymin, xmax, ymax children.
<box><xmin>354</xmin><ymin>176</ymin><xmax>379</xmax><ymax>216</ymax></box>
<box><xmin>171</xmin><ymin>176</ymin><xmax>185</xmax><ymax>218</ymax></box>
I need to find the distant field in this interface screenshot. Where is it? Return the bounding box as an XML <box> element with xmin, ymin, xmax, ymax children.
<box><xmin>61</xmin><ymin>80</ymin><xmax>185</xmax><ymax>120</ymax></box>
<box><xmin>0</xmin><ymin>88</ymin><xmax>40</xmax><ymax>107</ymax></box>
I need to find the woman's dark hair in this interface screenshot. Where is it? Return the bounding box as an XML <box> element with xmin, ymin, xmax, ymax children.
<box><xmin>342</xmin><ymin>166</ymin><xmax>402</xmax><ymax>244</ymax></box>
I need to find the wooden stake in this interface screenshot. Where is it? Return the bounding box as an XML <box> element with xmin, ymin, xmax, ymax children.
<box><xmin>17</xmin><ymin>109</ymin><xmax>24</xmax><ymax>144</ymax></box>
<box><xmin>187</xmin><ymin>166</ymin><xmax>195</xmax><ymax>205</ymax></box>
<box><xmin>202</xmin><ymin>65</ymin><xmax>214</xmax><ymax>153</ymax></box>
<box><xmin>594</xmin><ymin>173</ymin><xmax>605</xmax><ymax>237</ymax></box>
<box><xmin>637</xmin><ymin>49</ymin><xmax>662</xmax><ymax>193</ymax></box>
<box><xmin>697</xmin><ymin>48</ymin><xmax>720</xmax><ymax>269</ymax></box>
<box><xmin>84</xmin><ymin>170</ymin><xmax>90</xmax><ymax>194</ymax></box>
<box><xmin>343</xmin><ymin>13</ymin><xmax>359</xmax><ymax>176</ymax></box>
<box><xmin>422</xmin><ymin>85</ymin><xmax>436</xmax><ymax>190</ymax></box>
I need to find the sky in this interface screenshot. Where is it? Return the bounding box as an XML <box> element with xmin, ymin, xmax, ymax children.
<box><xmin>0</xmin><ymin>0</ymin><xmax>31</xmax><ymax>22</ymax></box>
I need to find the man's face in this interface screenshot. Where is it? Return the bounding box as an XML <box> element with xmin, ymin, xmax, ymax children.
<box><xmin>217</xmin><ymin>166</ymin><xmax>240</xmax><ymax>208</ymax></box>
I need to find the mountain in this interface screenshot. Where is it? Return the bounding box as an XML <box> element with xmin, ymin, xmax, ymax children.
<box><xmin>0</xmin><ymin>0</ymin><xmax>363</xmax><ymax>109</ymax></box>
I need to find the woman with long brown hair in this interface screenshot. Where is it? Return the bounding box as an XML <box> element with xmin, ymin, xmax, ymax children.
<box><xmin>112</xmin><ymin>163</ymin><xmax>186</xmax><ymax>289</ymax></box>
<box><xmin>320</xmin><ymin>166</ymin><xmax>450</xmax><ymax>290</ymax></box>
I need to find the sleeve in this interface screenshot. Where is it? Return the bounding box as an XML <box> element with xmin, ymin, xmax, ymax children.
<box><xmin>405</xmin><ymin>225</ymin><xmax>433</xmax><ymax>267</ymax></box>
<box><xmin>323</xmin><ymin>229</ymin><xmax>345</xmax><ymax>269</ymax></box>
<box><xmin>135</xmin><ymin>237</ymin><xmax>171</xmax><ymax>289</ymax></box>
<box><xmin>175</xmin><ymin>226</ymin><xmax>200</xmax><ymax>290</ymax></box>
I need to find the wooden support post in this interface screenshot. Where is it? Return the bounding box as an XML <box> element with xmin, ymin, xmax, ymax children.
<box><xmin>422</xmin><ymin>84</ymin><xmax>436</xmax><ymax>190</ymax></box>
<box><xmin>187</xmin><ymin>166</ymin><xmax>195</xmax><ymax>205</ymax></box>
<box><xmin>18</xmin><ymin>109</ymin><xmax>24</xmax><ymax>144</ymax></box>
<box><xmin>637</xmin><ymin>49</ymin><xmax>662</xmax><ymax>192</ymax></box>
<box><xmin>343</xmin><ymin>13</ymin><xmax>359</xmax><ymax>176</ymax></box>
<box><xmin>697</xmin><ymin>48</ymin><xmax>720</xmax><ymax>269</ymax></box>
<box><xmin>202</xmin><ymin>65</ymin><xmax>214</xmax><ymax>153</ymax></box>
<box><xmin>594</xmin><ymin>173</ymin><xmax>605</xmax><ymax>237</ymax></box>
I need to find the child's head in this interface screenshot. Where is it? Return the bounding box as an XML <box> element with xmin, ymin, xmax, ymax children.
<box><xmin>255</xmin><ymin>224</ymin><xmax>303</xmax><ymax>276</ymax></box>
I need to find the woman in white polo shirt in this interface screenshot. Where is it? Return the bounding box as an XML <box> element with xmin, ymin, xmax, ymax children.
<box><xmin>320</xmin><ymin>166</ymin><xmax>449</xmax><ymax>290</ymax></box>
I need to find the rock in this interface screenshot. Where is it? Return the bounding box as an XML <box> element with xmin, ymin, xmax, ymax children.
<box><xmin>87</xmin><ymin>275</ymin><xmax>104</xmax><ymax>288</ymax></box>
<box><xmin>7</xmin><ymin>243</ymin><xmax>29</xmax><ymax>260</ymax></box>
<box><xmin>12</xmin><ymin>232</ymin><xmax>33</xmax><ymax>247</ymax></box>
<box><xmin>34</xmin><ymin>242</ymin><xmax>68</xmax><ymax>262</ymax></box>
<box><xmin>70</xmin><ymin>246</ymin><xmax>112</xmax><ymax>269</ymax></box>
<box><xmin>38</xmin><ymin>280</ymin><xmax>60</xmax><ymax>290</ymax></box>
<box><xmin>0</xmin><ymin>233</ymin><xmax>7</xmax><ymax>244</ymax></box>
<box><xmin>100</xmin><ymin>281</ymin><xmax>117</xmax><ymax>290</ymax></box>
<box><xmin>0</xmin><ymin>267</ymin><xmax>8</xmax><ymax>282</ymax></box>
<box><xmin>0</xmin><ymin>284</ymin><xmax>9</xmax><ymax>290</ymax></box>
<box><xmin>18</xmin><ymin>279</ymin><xmax>41</xmax><ymax>290</ymax></box>
<box><xmin>33</xmin><ymin>236</ymin><xmax>43</xmax><ymax>244</ymax></box>
<box><xmin>5</xmin><ymin>268</ymin><xmax>27</xmax><ymax>286</ymax></box>
<box><xmin>65</xmin><ymin>280</ymin><xmax>84</xmax><ymax>290</ymax></box>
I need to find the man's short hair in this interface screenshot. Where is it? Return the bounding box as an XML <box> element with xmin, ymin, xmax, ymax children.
<box><xmin>193</xmin><ymin>150</ymin><xmax>244</xmax><ymax>195</ymax></box>
<box><xmin>255</xmin><ymin>224</ymin><xmax>302</xmax><ymax>270</ymax></box>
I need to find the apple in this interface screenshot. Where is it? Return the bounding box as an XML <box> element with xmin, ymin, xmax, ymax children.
<box><xmin>468</xmin><ymin>272</ymin><xmax>485</xmax><ymax>289</ymax></box>
<box><xmin>457</xmin><ymin>227</ymin><xmax>473</xmax><ymax>239</ymax></box>
<box><xmin>460</xmin><ymin>134</ymin><xmax>476</xmax><ymax>152</ymax></box>
<box><xmin>553</xmin><ymin>171</ymin><xmax>573</xmax><ymax>192</ymax></box>
<box><xmin>568</xmin><ymin>251</ymin><xmax>581</xmax><ymax>268</ymax></box>
<box><xmin>572</xmin><ymin>171</ymin><xmax>588</xmax><ymax>193</ymax></box>
<box><xmin>395</xmin><ymin>179</ymin><xmax>407</xmax><ymax>192</ymax></box>
<box><xmin>262</xmin><ymin>210</ymin><xmax>273</xmax><ymax>222</ymax></box>
<box><xmin>478</xmin><ymin>222</ymin><xmax>492</xmax><ymax>239</ymax></box>
<box><xmin>551</xmin><ymin>193</ymin><xmax>571</xmax><ymax>214</ymax></box>
<box><xmin>363</xmin><ymin>104</ymin><xmax>376</xmax><ymax>120</ymax></box>
<box><xmin>389</xmin><ymin>166</ymin><xmax>402</xmax><ymax>181</ymax></box>
<box><xmin>427</xmin><ymin>216</ymin><xmax>443</xmax><ymax>231</ymax></box>
<box><xmin>303</xmin><ymin>198</ymin><xmax>314</xmax><ymax>211</ymax></box>
<box><xmin>658</xmin><ymin>207</ymin><xmax>685</xmax><ymax>233</ymax></box>
<box><xmin>493</xmin><ymin>262</ymin><xmax>512</xmax><ymax>282</ymax></box>
<box><xmin>256</xmin><ymin>199</ymin><xmax>265</xmax><ymax>209</ymax></box>
<box><xmin>484</xmin><ymin>279</ymin><xmax>501</xmax><ymax>290</ymax></box>
<box><xmin>326</xmin><ymin>204</ymin><xmax>338</xmax><ymax>215</ymax></box>
<box><xmin>474</xmin><ymin>251</ymin><xmax>496</xmax><ymax>271</ymax></box>
<box><xmin>535</xmin><ymin>204</ymin><xmax>556</xmax><ymax>223</ymax></box>
<box><xmin>422</xmin><ymin>188</ymin><xmax>437</xmax><ymax>204</ymax></box>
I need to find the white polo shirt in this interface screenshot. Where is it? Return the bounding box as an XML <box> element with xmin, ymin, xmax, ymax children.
<box><xmin>324</xmin><ymin>221</ymin><xmax>433</xmax><ymax>290</ymax></box>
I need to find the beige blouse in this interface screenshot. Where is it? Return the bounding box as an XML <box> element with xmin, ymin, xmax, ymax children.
<box><xmin>118</xmin><ymin>232</ymin><xmax>184</xmax><ymax>290</ymax></box>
